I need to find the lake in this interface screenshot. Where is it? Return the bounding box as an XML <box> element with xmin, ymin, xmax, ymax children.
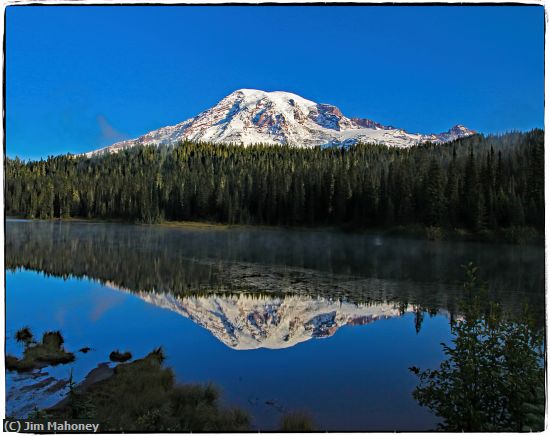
<box><xmin>5</xmin><ymin>219</ymin><xmax>545</xmax><ymax>431</ymax></box>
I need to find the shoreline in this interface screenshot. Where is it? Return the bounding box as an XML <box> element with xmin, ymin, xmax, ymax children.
<box><xmin>5</xmin><ymin>215</ymin><xmax>543</xmax><ymax>245</ymax></box>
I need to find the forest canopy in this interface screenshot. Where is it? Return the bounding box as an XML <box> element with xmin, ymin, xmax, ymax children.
<box><xmin>5</xmin><ymin>130</ymin><xmax>544</xmax><ymax>232</ymax></box>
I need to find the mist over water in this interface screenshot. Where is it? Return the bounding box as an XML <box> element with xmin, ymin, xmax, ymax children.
<box><xmin>6</xmin><ymin>219</ymin><xmax>544</xmax><ymax>314</ymax></box>
<box><xmin>5</xmin><ymin>219</ymin><xmax>544</xmax><ymax>430</ymax></box>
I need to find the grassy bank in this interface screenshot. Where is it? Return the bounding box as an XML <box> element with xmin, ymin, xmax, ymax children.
<box><xmin>45</xmin><ymin>348</ymin><xmax>250</xmax><ymax>432</ymax></box>
<box><xmin>42</xmin><ymin>348</ymin><xmax>316</xmax><ymax>432</ymax></box>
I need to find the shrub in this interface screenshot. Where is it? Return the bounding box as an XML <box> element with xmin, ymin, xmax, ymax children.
<box><xmin>425</xmin><ymin>226</ymin><xmax>443</xmax><ymax>241</ymax></box>
<box><xmin>15</xmin><ymin>327</ymin><xmax>34</xmax><ymax>345</ymax></box>
<box><xmin>279</xmin><ymin>411</ymin><xmax>316</xmax><ymax>432</ymax></box>
<box><xmin>42</xmin><ymin>331</ymin><xmax>64</xmax><ymax>349</ymax></box>
<box><xmin>109</xmin><ymin>350</ymin><xmax>132</xmax><ymax>362</ymax></box>
<box><xmin>410</xmin><ymin>264</ymin><xmax>544</xmax><ymax>431</ymax></box>
<box><xmin>501</xmin><ymin>226</ymin><xmax>539</xmax><ymax>244</ymax></box>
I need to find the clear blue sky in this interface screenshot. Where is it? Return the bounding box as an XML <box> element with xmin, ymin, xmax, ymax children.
<box><xmin>7</xmin><ymin>5</ymin><xmax>544</xmax><ymax>160</ymax></box>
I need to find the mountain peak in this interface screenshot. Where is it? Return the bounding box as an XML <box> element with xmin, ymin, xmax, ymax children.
<box><xmin>224</xmin><ymin>88</ymin><xmax>318</xmax><ymax>111</ymax></box>
<box><xmin>438</xmin><ymin>124</ymin><xmax>477</xmax><ymax>142</ymax></box>
<box><xmin>85</xmin><ymin>89</ymin><xmax>475</xmax><ymax>156</ymax></box>
<box><xmin>450</xmin><ymin>124</ymin><xmax>474</xmax><ymax>133</ymax></box>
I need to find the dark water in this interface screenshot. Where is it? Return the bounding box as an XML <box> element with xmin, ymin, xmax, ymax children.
<box><xmin>5</xmin><ymin>219</ymin><xmax>545</xmax><ymax>431</ymax></box>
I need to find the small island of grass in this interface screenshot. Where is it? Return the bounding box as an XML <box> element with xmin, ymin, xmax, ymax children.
<box><xmin>6</xmin><ymin>329</ymin><xmax>75</xmax><ymax>372</ymax></box>
<box><xmin>109</xmin><ymin>350</ymin><xmax>132</xmax><ymax>362</ymax></box>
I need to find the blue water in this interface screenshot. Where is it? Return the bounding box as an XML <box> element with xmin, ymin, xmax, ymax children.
<box><xmin>7</xmin><ymin>270</ymin><xmax>448</xmax><ymax>430</ymax></box>
<box><xmin>5</xmin><ymin>219</ymin><xmax>544</xmax><ymax>431</ymax></box>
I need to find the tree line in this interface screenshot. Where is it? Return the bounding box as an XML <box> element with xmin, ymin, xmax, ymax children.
<box><xmin>5</xmin><ymin>129</ymin><xmax>544</xmax><ymax>231</ymax></box>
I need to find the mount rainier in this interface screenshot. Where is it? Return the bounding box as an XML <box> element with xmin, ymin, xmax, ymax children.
<box><xmin>107</xmin><ymin>283</ymin><xmax>418</xmax><ymax>350</ymax></box>
<box><xmin>87</xmin><ymin>89</ymin><xmax>475</xmax><ymax>156</ymax></box>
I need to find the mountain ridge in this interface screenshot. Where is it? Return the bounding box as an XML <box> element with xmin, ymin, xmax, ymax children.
<box><xmin>86</xmin><ymin>89</ymin><xmax>476</xmax><ymax>156</ymax></box>
<box><xmin>105</xmin><ymin>282</ymin><xmax>417</xmax><ymax>350</ymax></box>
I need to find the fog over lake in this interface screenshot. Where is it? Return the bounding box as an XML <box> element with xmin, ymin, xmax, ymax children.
<box><xmin>5</xmin><ymin>219</ymin><xmax>544</xmax><ymax>430</ymax></box>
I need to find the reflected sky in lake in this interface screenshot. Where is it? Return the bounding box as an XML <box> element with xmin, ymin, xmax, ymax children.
<box><xmin>5</xmin><ymin>219</ymin><xmax>545</xmax><ymax>430</ymax></box>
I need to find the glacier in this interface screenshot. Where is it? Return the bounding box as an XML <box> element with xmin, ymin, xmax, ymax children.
<box><xmin>86</xmin><ymin>88</ymin><xmax>475</xmax><ymax>157</ymax></box>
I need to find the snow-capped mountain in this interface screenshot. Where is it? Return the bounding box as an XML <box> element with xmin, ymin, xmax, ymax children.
<box><xmin>86</xmin><ymin>89</ymin><xmax>475</xmax><ymax>156</ymax></box>
<box><xmin>106</xmin><ymin>281</ymin><xmax>415</xmax><ymax>350</ymax></box>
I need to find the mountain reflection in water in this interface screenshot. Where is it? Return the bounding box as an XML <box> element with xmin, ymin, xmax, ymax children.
<box><xmin>5</xmin><ymin>219</ymin><xmax>545</xmax><ymax>430</ymax></box>
<box><xmin>109</xmin><ymin>284</ymin><xmax>426</xmax><ymax>350</ymax></box>
<box><xmin>6</xmin><ymin>219</ymin><xmax>545</xmax><ymax>324</ymax></box>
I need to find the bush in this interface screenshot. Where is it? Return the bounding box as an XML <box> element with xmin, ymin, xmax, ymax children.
<box><xmin>279</xmin><ymin>411</ymin><xmax>316</xmax><ymax>432</ymax></box>
<box><xmin>410</xmin><ymin>264</ymin><xmax>545</xmax><ymax>431</ymax></box>
<box><xmin>15</xmin><ymin>327</ymin><xmax>34</xmax><ymax>345</ymax></box>
<box><xmin>109</xmin><ymin>350</ymin><xmax>132</xmax><ymax>362</ymax></box>
<box><xmin>500</xmin><ymin>226</ymin><xmax>539</xmax><ymax>244</ymax></box>
<box><xmin>42</xmin><ymin>331</ymin><xmax>64</xmax><ymax>349</ymax></box>
<box><xmin>425</xmin><ymin>226</ymin><xmax>443</xmax><ymax>241</ymax></box>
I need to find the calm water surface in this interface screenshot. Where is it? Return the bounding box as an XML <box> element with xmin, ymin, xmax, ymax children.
<box><xmin>5</xmin><ymin>220</ymin><xmax>544</xmax><ymax>431</ymax></box>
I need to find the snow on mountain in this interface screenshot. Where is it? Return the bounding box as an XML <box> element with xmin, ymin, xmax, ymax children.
<box><xmin>106</xmin><ymin>282</ymin><xmax>415</xmax><ymax>350</ymax></box>
<box><xmin>85</xmin><ymin>89</ymin><xmax>476</xmax><ymax>156</ymax></box>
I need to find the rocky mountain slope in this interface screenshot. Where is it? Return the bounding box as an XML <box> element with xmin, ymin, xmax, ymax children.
<box><xmin>109</xmin><ymin>284</ymin><xmax>415</xmax><ymax>350</ymax></box>
<box><xmin>86</xmin><ymin>89</ymin><xmax>475</xmax><ymax>156</ymax></box>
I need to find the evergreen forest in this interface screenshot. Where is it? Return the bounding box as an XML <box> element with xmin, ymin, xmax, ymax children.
<box><xmin>5</xmin><ymin>130</ymin><xmax>544</xmax><ymax>233</ymax></box>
